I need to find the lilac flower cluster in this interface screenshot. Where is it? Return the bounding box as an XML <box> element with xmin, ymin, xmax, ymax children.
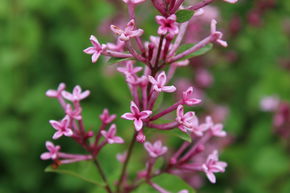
<box><xmin>41</xmin><ymin>0</ymin><xmax>238</xmax><ymax>192</ymax></box>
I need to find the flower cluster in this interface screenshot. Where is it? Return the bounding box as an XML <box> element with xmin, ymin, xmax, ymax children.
<box><xmin>42</xmin><ymin>0</ymin><xmax>238</xmax><ymax>192</ymax></box>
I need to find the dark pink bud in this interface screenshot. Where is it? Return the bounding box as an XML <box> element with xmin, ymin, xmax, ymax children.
<box><xmin>136</xmin><ymin>131</ymin><xmax>146</xmax><ymax>143</ymax></box>
<box><xmin>151</xmin><ymin>0</ymin><xmax>167</xmax><ymax>16</ymax></box>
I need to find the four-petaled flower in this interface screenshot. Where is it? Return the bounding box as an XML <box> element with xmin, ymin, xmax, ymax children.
<box><xmin>111</xmin><ymin>19</ymin><xmax>144</xmax><ymax>41</ymax></box>
<box><xmin>210</xmin><ymin>19</ymin><xmax>228</xmax><ymax>47</ymax></box>
<box><xmin>121</xmin><ymin>101</ymin><xmax>152</xmax><ymax>131</ymax></box>
<box><xmin>122</xmin><ymin>0</ymin><xmax>146</xmax><ymax>5</ymax></box>
<box><xmin>62</xmin><ymin>85</ymin><xmax>90</xmax><ymax>103</ymax></box>
<box><xmin>40</xmin><ymin>141</ymin><xmax>61</xmax><ymax>160</ymax></box>
<box><xmin>156</xmin><ymin>14</ymin><xmax>179</xmax><ymax>35</ymax></box>
<box><xmin>202</xmin><ymin>150</ymin><xmax>227</xmax><ymax>183</ymax></box>
<box><xmin>144</xmin><ymin>140</ymin><xmax>168</xmax><ymax>158</ymax></box>
<box><xmin>50</xmin><ymin>115</ymin><xmax>73</xmax><ymax>139</ymax></box>
<box><xmin>101</xmin><ymin>124</ymin><xmax>124</xmax><ymax>144</ymax></box>
<box><xmin>182</xmin><ymin>87</ymin><xmax>202</xmax><ymax>106</ymax></box>
<box><xmin>176</xmin><ymin>105</ymin><xmax>199</xmax><ymax>133</ymax></box>
<box><xmin>46</xmin><ymin>83</ymin><xmax>66</xmax><ymax>98</ymax></box>
<box><xmin>117</xmin><ymin>61</ymin><xmax>143</xmax><ymax>76</ymax></box>
<box><xmin>83</xmin><ymin>35</ymin><xmax>106</xmax><ymax>63</ymax></box>
<box><xmin>204</xmin><ymin>116</ymin><xmax>227</xmax><ymax>137</ymax></box>
<box><xmin>148</xmin><ymin>71</ymin><xmax>176</xmax><ymax>93</ymax></box>
<box><xmin>100</xmin><ymin>109</ymin><xmax>116</xmax><ymax>124</ymax></box>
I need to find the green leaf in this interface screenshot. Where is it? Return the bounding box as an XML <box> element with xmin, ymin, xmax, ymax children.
<box><xmin>176</xmin><ymin>10</ymin><xmax>194</xmax><ymax>23</ymax></box>
<box><xmin>176</xmin><ymin>43</ymin><xmax>213</xmax><ymax>61</ymax></box>
<box><xmin>45</xmin><ymin>161</ymin><xmax>105</xmax><ymax>187</ymax></box>
<box><xmin>107</xmin><ymin>57</ymin><xmax>134</xmax><ymax>65</ymax></box>
<box><xmin>133</xmin><ymin>173</ymin><xmax>195</xmax><ymax>193</ymax></box>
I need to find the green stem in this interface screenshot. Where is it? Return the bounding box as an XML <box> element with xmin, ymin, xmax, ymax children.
<box><xmin>116</xmin><ymin>132</ymin><xmax>137</xmax><ymax>193</ymax></box>
<box><xmin>93</xmin><ymin>158</ymin><xmax>113</xmax><ymax>193</ymax></box>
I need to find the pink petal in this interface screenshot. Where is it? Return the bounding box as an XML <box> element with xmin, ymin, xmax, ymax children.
<box><xmin>134</xmin><ymin>119</ymin><xmax>143</xmax><ymax>131</ymax></box>
<box><xmin>206</xmin><ymin>172</ymin><xmax>216</xmax><ymax>183</ymax></box>
<box><xmin>162</xmin><ymin>85</ymin><xmax>176</xmax><ymax>93</ymax></box>
<box><xmin>63</xmin><ymin>128</ymin><xmax>73</xmax><ymax>137</ymax></box>
<box><xmin>176</xmin><ymin>105</ymin><xmax>184</xmax><ymax>118</ymax></box>
<box><xmin>45</xmin><ymin>141</ymin><xmax>55</xmax><ymax>150</ymax></box>
<box><xmin>53</xmin><ymin>131</ymin><xmax>63</xmax><ymax>139</ymax></box>
<box><xmin>90</xmin><ymin>35</ymin><xmax>100</xmax><ymax>47</ymax></box>
<box><xmin>130</xmin><ymin>101</ymin><xmax>140</xmax><ymax>115</ymax></box>
<box><xmin>110</xmin><ymin>25</ymin><xmax>123</xmax><ymax>35</ymax></box>
<box><xmin>108</xmin><ymin>124</ymin><xmax>117</xmax><ymax>137</ymax></box>
<box><xmin>113</xmin><ymin>136</ymin><xmax>124</xmax><ymax>144</ymax></box>
<box><xmin>224</xmin><ymin>0</ymin><xmax>238</xmax><ymax>4</ymax></box>
<box><xmin>92</xmin><ymin>52</ymin><xmax>101</xmax><ymax>63</ymax></box>
<box><xmin>121</xmin><ymin>113</ymin><xmax>135</xmax><ymax>120</ymax></box>
<box><xmin>126</xmin><ymin>19</ymin><xmax>136</xmax><ymax>31</ymax></box>
<box><xmin>128</xmin><ymin>29</ymin><xmax>144</xmax><ymax>38</ymax></box>
<box><xmin>49</xmin><ymin>120</ymin><xmax>62</xmax><ymax>130</ymax></box>
<box><xmin>144</xmin><ymin>142</ymin><xmax>153</xmax><ymax>153</ymax></box>
<box><xmin>83</xmin><ymin>47</ymin><xmax>96</xmax><ymax>54</ymax></box>
<box><xmin>62</xmin><ymin>91</ymin><xmax>74</xmax><ymax>101</ymax></box>
<box><xmin>148</xmin><ymin>76</ymin><xmax>158</xmax><ymax>85</ymax></box>
<box><xmin>46</xmin><ymin>90</ymin><xmax>57</xmax><ymax>97</ymax></box>
<box><xmin>139</xmin><ymin>110</ymin><xmax>152</xmax><ymax>119</ymax></box>
<box><xmin>157</xmin><ymin>72</ymin><xmax>167</xmax><ymax>86</ymax></box>
<box><xmin>80</xmin><ymin>90</ymin><xmax>90</xmax><ymax>100</ymax></box>
<box><xmin>40</xmin><ymin>152</ymin><xmax>51</xmax><ymax>160</ymax></box>
<box><xmin>211</xmin><ymin>19</ymin><xmax>217</xmax><ymax>34</ymax></box>
<box><xmin>155</xmin><ymin>15</ymin><xmax>166</xmax><ymax>25</ymax></box>
<box><xmin>217</xmin><ymin>39</ymin><xmax>228</xmax><ymax>47</ymax></box>
<box><xmin>101</xmin><ymin>130</ymin><xmax>108</xmax><ymax>138</ymax></box>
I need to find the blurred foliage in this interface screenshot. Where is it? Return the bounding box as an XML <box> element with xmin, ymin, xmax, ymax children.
<box><xmin>0</xmin><ymin>0</ymin><xmax>290</xmax><ymax>193</ymax></box>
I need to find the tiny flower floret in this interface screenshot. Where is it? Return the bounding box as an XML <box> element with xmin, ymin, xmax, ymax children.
<box><xmin>144</xmin><ymin>140</ymin><xmax>168</xmax><ymax>158</ymax></box>
<box><xmin>182</xmin><ymin>87</ymin><xmax>202</xmax><ymax>106</ymax></box>
<box><xmin>122</xmin><ymin>0</ymin><xmax>146</xmax><ymax>5</ymax></box>
<box><xmin>204</xmin><ymin>116</ymin><xmax>226</xmax><ymax>137</ymax></box>
<box><xmin>202</xmin><ymin>150</ymin><xmax>227</xmax><ymax>183</ymax></box>
<box><xmin>101</xmin><ymin>124</ymin><xmax>124</xmax><ymax>144</ymax></box>
<box><xmin>50</xmin><ymin>115</ymin><xmax>73</xmax><ymax>139</ymax></box>
<box><xmin>148</xmin><ymin>71</ymin><xmax>176</xmax><ymax>93</ymax></box>
<box><xmin>111</xmin><ymin>19</ymin><xmax>144</xmax><ymax>41</ymax></box>
<box><xmin>210</xmin><ymin>19</ymin><xmax>228</xmax><ymax>47</ymax></box>
<box><xmin>83</xmin><ymin>35</ymin><xmax>106</xmax><ymax>63</ymax></box>
<box><xmin>40</xmin><ymin>141</ymin><xmax>60</xmax><ymax>160</ymax></box>
<box><xmin>62</xmin><ymin>85</ymin><xmax>90</xmax><ymax>102</ymax></box>
<box><xmin>176</xmin><ymin>105</ymin><xmax>199</xmax><ymax>133</ymax></box>
<box><xmin>121</xmin><ymin>101</ymin><xmax>152</xmax><ymax>131</ymax></box>
<box><xmin>117</xmin><ymin>61</ymin><xmax>143</xmax><ymax>76</ymax></box>
<box><xmin>100</xmin><ymin>109</ymin><xmax>116</xmax><ymax>124</ymax></box>
<box><xmin>46</xmin><ymin>83</ymin><xmax>66</xmax><ymax>98</ymax></box>
<box><xmin>156</xmin><ymin>14</ymin><xmax>179</xmax><ymax>35</ymax></box>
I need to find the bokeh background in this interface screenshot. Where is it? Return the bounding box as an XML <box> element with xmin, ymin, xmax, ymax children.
<box><xmin>1</xmin><ymin>0</ymin><xmax>290</xmax><ymax>193</ymax></box>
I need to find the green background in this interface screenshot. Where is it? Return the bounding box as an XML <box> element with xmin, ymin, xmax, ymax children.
<box><xmin>1</xmin><ymin>0</ymin><xmax>290</xmax><ymax>193</ymax></box>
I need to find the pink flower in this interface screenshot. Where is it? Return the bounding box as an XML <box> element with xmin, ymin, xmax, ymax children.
<box><xmin>111</xmin><ymin>19</ymin><xmax>144</xmax><ymax>41</ymax></box>
<box><xmin>148</xmin><ymin>72</ymin><xmax>176</xmax><ymax>93</ymax></box>
<box><xmin>156</xmin><ymin>14</ymin><xmax>179</xmax><ymax>35</ymax></box>
<box><xmin>210</xmin><ymin>19</ymin><xmax>228</xmax><ymax>47</ymax></box>
<box><xmin>83</xmin><ymin>35</ymin><xmax>106</xmax><ymax>63</ymax></box>
<box><xmin>46</xmin><ymin>83</ymin><xmax>66</xmax><ymax>98</ymax></box>
<box><xmin>117</xmin><ymin>61</ymin><xmax>143</xmax><ymax>76</ymax></box>
<box><xmin>122</xmin><ymin>0</ymin><xmax>146</xmax><ymax>5</ymax></box>
<box><xmin>202</xmin><ymin>150</ymin><xmax>227</xmax><ymax>183</ymax></box>
<box><xmin>101</xmin><ymin>124</ymin><xmax>124</xmax><ymax>144</ymax></box>
<box><xmin>176</xmin><ymin>105</ymin><xmax>199</xmax><ymax>133</ymax></box>
<box><xmin>224</xmin><ymin>0</ymin><xmax>238</xmax><ymax>4</ymax></box>
<box><xmin>204</xmin><ymin>116</ymin><xmax>227</xmax><ymax>137</ymax></box>
<box><xmin>62</xmin><ymin>85</ymin><xmax>90</xmax><ymax>102</ymax></box>
<box><xmin>260</xmin><ymin>96</ymin><xmax>279</xmax><ymax>112</ymax></box>
<box><xmin>40</xmin><ymin>141</ymin><xmax>61</xmax><ymax>160</ymax></box>
<box><xmin>65</xmin><ymin>104</ymin><xmax>82</xmax><ymax>120</ymax></box>
<box><xmin>116</xmin><ymin>151</ymin><xmax>127</xmax><ymax>163</ymax></box>
<box><xmin>144</xmin><ymin>140</ymin><xmax>168</xmax><ymax>158</ymax></box>
<box><xmin>100</xmin><ymin>109</ymin><xmax>116</xmax><ymax>124</ymax></box>
<box><xmin>50</xmin><ymin>115</ymin><xmax>73</xmax><ymax>139</ymax></box>
<box><xmin>121</xmin><ymin>101</ymin><xmax>152</xmax><ymax>131</ymax></box>
<box><xmin>182</xmin><ymin>87</ymin><xmax>202</xmax><ymax>106</ymax></box>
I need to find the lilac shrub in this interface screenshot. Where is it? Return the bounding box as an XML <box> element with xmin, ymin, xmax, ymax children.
<box><xmin>41</xmin><ymin>0</ymin><xmax>238</xmax><ymax>192</ymax></box>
